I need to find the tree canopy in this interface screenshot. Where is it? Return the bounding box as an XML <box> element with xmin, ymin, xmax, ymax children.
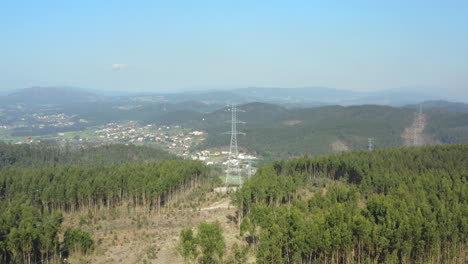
<box><xmin>235</xmin><ymin>144</ymin><xmax>467</xmax><ymax>263</ymax></box>
<box><xmin>0</xmin><ymin>158</ymin><xmax>211</xmax><ymax>263</ymax></box>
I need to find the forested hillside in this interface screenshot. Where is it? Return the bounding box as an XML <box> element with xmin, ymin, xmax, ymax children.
<box><xmin>0</xmin><ymin>142</ymin><xmax>178</xmax><ymax>168</ymax></box>
<box><xmin>407</xmin><ymin>100</ymin><xmax>468</xmax><ymax>113</ymax></box>
<box><xmin>192</xmin><ymin>103</ymin><xmax>416</xmax><ymax>161</ymax></box>
<box><xmin>149</xmin><ymin>102</ymin><xmax>468</xmax><ymax>162</ymax></box>
<box><xmin>425</xmin><ymin>109</ymin><xmax>468</xmax><ymax>144</ymax></box>
<box><xmin>0</xmin><ymin>160</ymin><xmax>211</xmax><ymax>263</ymax></box>
<box><xmin>4</xmin><ymin>100</ymin><xmax>468</xmax><ymax>162</ymax></box>
<box><xmin>234</xmin><ymin>144</ymin><xmax>467</xmax><ymax>263</ymax></box>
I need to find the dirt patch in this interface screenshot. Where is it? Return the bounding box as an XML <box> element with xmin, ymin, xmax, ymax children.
<box><xmin>402</xmin><ymin>113</ymin><xmax>426</xmax><ymax>146</ymax></box>
<box><xmin>213</xmin><ymin>186</ymin><xmax>239</xmax><ymax>194</ymax></box>
<box><xmin>65</xmin><ymin>193</ymin><xmax>242</xmax><ymax>264</ymax></box>
<box><xmin>200</xmin><ymin>198</ymin><xmax>232</xmax><ymax>211</ymax></box>
<box><xmin>283</xmin><ymin>120</ymin><xmax>304</xmax><ymax>126</ymax></box>
<box><xmin>331</xmin><ymin>140</ymin><xmax>350</xmax><ymax>152</ymax></box>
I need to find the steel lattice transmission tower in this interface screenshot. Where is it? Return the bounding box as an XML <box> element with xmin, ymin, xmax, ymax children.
<box><xmin>225</xmin><ymin>104</ymin><xmax>245</xmax><ymax>186</ymax></box>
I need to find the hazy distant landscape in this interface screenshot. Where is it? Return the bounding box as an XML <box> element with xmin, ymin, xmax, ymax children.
<box><xmin>1</xmin><ymin>86</ymin><xmax>467</xmax><ymax>161</ymax></box>
<box><xmin>1</xmin><ymin>1</ymin><xmax>467</xmax><ymax>264</ymax></box>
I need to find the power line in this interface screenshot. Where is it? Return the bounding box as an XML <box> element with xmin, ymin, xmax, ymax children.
<box><xmin>223</xmin><ymin>104</ymin><xmax>245</xmax><ymax>187</ymax></box>
<box><xmin>413</xmin><ymin>103</ymin><xmax>423</xmax><ymax>146</ymax></box>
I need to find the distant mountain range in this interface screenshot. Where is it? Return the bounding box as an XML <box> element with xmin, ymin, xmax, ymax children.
<box><xmin>0</xmin><ymin>86</ymin><xmax>104</xmax><ymax>105</ymax></box>
<box><xmin>0</xmin><ymin>86</ymin><xmax>464</xmax><ymax>107</ymax></box>
<box><xmin>142</xmin><ymin>86</ymin><xmax>443</xmax><ymax>106</ymax></box>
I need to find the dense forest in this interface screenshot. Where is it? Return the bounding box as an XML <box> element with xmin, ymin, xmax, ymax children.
<box><xmin>0</xmin><ymin>142</ymin><xmax>178</xmax><ymax>168</ymax></box>
<box><xmin>0</xmin><ymin>160</ymin><xmax>209</xmax><ymax>213</ymax></box>
<box><xmin>4</xmin><ymin>101</ymin><xmax>468</xmax><ymax>162</ymax></box>
<box><xmin>425</xmin><ymin>109</ymin><xmax>468</xmax><ymax>144</ymax></box>
<box><xmin>143</xmin><ymin>102</ymin><xmax>468</xmax><ymax>161</ymax></box>
<box><xmin>234</xmin><ymin>144</ymin><xmax>467</xmax><ymax>263</ymax></box>
<box><xmin>195</xmin><ymin>104</ymin><xmax>415</xmax><ymax>161</ymax></box>
<box><xmin>0</xmin><ymin>160</ymin><xmax>211</xmax><ymax>263</ymax></box>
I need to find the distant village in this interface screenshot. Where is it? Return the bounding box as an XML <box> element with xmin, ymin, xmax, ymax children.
<box><xmin>2</xmin><ymin>116</ymin><xmax>257</xmax><ymax>168</ymax></box>
<box><xmin>92</xmin><ymin>122</ymin><xmax>257</xmax><ymax>166</ymax></box>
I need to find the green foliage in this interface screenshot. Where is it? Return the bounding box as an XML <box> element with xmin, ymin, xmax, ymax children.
<box><xmin>0</xmin><ymin>160</ymin><xmax>210</xmax><ymax>212</ymax></box>
<box><xmin>64</xmin><ymin>227</ymin><xmax>93</xmax><ymax>254</ymax></box>
<box><xmin>0</xmin><ymin>141</ymin><xmax>179</xmax><ymax>168</ymax></box>
<box><xmin>0</xmin><ymin>201</ymin><xmax>62</xmax><ymax>263</ymax></box>
<box><xmin>177</xmin><ymin>228</ymin><xmax>197</xmax><ymax>263</ymax></box>
<box><xmin>425</xmin><ymin>109</ymin><xmax>468</xmax><ymax>144</ymax></box>
<box><xmin>195</xmin><ymin>104</ymin><xmax>415</xmax><ymax>161</ymax></box>
<box><xmin>236</xmin><ymin>144</ymin><xmax>468</xmax><ymax>263</ymax></box>
<box><xmin>0</xmin><ymin>156</ymin><xmax>211</xmax><ymax>263</ymax></box>
<box><xmin>177</xmin><ymin>221</ymin><xmax>225</xmax><ymax>264</ymax></box>
<box><xmin>225</xmin><ymin>242</ymin><xmax>249</xmax><ymax>264</ymax></box>
<box><xmin>196</xmin><ymin>221</ymin><xmax>225</xmax><ymax>264</ymax></box>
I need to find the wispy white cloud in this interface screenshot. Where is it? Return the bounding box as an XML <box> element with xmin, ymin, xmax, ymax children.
<box><xmin>110</xmin><ymin>64</ymin><xmax>128</xmax><ymax>70</ymax></box>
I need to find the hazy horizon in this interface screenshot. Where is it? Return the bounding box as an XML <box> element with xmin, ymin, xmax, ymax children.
<box><xmin>1</xmin><ymin>1</ymin><xmax>467</xmax><ymax>100</ymax></box>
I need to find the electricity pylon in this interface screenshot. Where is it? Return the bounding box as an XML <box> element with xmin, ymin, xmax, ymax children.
<box><xmin>368</xmin><ymin>138</ymin><xmax>373</xmax><ymax>151</ymax></box>
<box><xmin>224</xmin><ymin>104</ymin><xmax>245</xmax><ymax>186</ymax></box>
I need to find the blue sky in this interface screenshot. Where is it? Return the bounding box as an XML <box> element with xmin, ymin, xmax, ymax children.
<box><xmin>1</xmin><ymin>0</ymin><xmax>467</xmax><ymax>99</ymax></box>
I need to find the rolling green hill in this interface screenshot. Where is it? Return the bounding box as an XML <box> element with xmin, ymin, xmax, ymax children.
<box><xmin>425</xmin><ymin>109</ymin><xmax>468</xmax><ymax>144</ymax></box>
<box><xmin>151</xmin><ymin>102</ymin><xmax>468</xmax><ymax>162</ymax></box>
<box><xmin>4</xmin><ymin>100</ymin><xmax>468</xmax><ymax>163</ymax></box>
<box><xmin>183</xmin><ymin>103</ymin><xmax>416</xmax><ymax>161</ymax></box>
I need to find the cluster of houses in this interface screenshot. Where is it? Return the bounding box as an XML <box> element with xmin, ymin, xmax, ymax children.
<box><xmin>93</xmin><ymin>123</ymin><xmax>208</xmax><ymax>154</ymax></box>
<box><xmin>189</xmin><ymin>149</ymin><xmax>257</xmax><ymax>166</ymax></box>
<box><xmin>5</xmin><ymin>114</ymin><xmax>260</xmax><ymax>169</ymax></box>
<box><xmin>1</xmin><ymin>113</ymin><xmax>80</xmax><ymax>130</ymax></box>
<box><xmin>31</xmin><ymin>113</ymin><xmax>79</xmax><ymax>127</ymax></box>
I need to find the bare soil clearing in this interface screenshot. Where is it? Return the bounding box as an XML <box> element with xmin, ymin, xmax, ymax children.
<box><xmin>66</xmin><ymin>192</ymin><xmax>242</xmax><ymax>264</ymax></box>
<box><xmin>402</xmin><ymin>112</ymin><xmax>427</xmax><ymax>146</ymax></box>
<box><xmin>331</xmin><ymin>140</ymin><xmax>350</xmax><ymax>152</ymax></box>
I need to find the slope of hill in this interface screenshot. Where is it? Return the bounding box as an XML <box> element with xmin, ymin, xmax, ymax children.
<box><xmin>156</xmin><ymin>87</ymin><xmax>442</xmax><ymax>106</ymax></box>
<box><xmin>342</xmin><ymin>89</ymin><xmax>440</xmax><ymax>106</ymax></box>
<box><xmin>150</xmin><ymin>87</ymin><xmax>441</xmax><ymax>106</ymax></box>
<box><xmin>178</xmin><ymin>104</ymin><xmax>415</xmax><ymax>161</ymax></box>
<box><xmin>232</xmin><ymin>87</ymin><xmax>360</xmax><ymax>104</ymax></box>
<box><xmin>425</xmin><ymin>108</ymin><xmax>468</xmax><ymax>144</ymax></box>
<box><xmin>406</xmin><ymin>100</ymin><xmax>468</xmax><ymax>113</ymax></box>
<box><xmin>146</xmin><ymin>102</ymin><xmax>467</xmax><ymax>161</ymax></box>
<box><xmin>163</xmin><ymin>90</ymin><xmax>253</xmax><ymax>104</ymax></box>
